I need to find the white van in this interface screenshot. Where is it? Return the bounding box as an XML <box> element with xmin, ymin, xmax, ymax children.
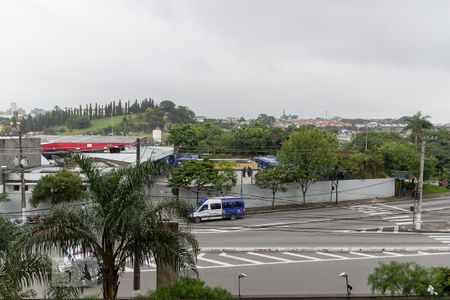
<box><xmin>191</xmin><ymin>197</ymin><xmax>245</xmax><ymax>223</ymax></box>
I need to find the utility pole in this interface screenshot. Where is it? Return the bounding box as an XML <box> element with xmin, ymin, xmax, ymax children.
<box><xmin>18</xmin><ymin>125</ymin><xmax>26</xmax><ymax>222</ymax></box>
<box><xmin>365</xmin><ymin>126</ymin><xmax>368</xmax><ymax>151</ymax></box>
<box><xmin>415</xmin><ymin>138</ymin><xmax>426</xmax><ymax>230</ymax></box>
<box><xmin>133</xmin><ymin>138</ymin><xmax>141</xmax><ymax>296</ymax></box>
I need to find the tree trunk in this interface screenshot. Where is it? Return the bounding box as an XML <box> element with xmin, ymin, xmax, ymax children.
<box><xmin>133</xmin><ymin>251</ymin><xmax>140</xmax><ymax>296</ymax></box>
<box><xmin>102</xmin><ymin>264</ymin><xmax>119</xmax><ymax>299</ymax></box>
<box><xmin>156</xmin><ymin>222</ymin><xmax>179</xmax><ymax>288</ymax></box>
<box><xmin>334</xmin><ymin>180</ymin><xmax>339</xmax><ymax>205</ymax></box>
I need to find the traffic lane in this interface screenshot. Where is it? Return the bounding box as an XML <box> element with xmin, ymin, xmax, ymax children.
<box><xmin>106</xmin><ymin>253</ymin><xmax>450</xmax><ymax>297</ymax></box>
<box><xmin>196</xmin><ymin>252</ymin><xmax>450</xmax><ymax>296</ymax></box>
<box><xmin>190</xmin><ymin>206</ymin><xmax>357</xmax><ymax>229</ymax></box>
<box><xmin>392</xmin><ymin>197</ymin><xmax>450</xmax><ymax>211</ymax></box>
<box><xmin>190</xmin><ymin>207</ymin><xmax>388</xmax><ymax>232</ymax></box>
<box><xmin>195</xmin><ymin>229</ymin><xmax>438</xmax><ymax>249</ymax></box>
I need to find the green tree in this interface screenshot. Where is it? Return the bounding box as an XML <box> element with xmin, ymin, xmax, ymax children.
<box><xmin>214</xmin><ymin>162</ymin><xmax>237</xmax><ymax>196</ymax></box>
<box><xmin>30</xmin><ymin>155</ymin><xmax>199</xmax><ymax>299</ymax></box>
<box><xmin>278</xmin><ymin>127</ymin><xmax>339</xmax><ymax>205</ymax></box>
<box><xmin>137</xmin><ymin>277</ymin><xmax>233</xmax><ymax>300</ymax></box>
<box><xmin>379</xmin><ymin>141</ymin><xmax>437</xmax><ymax>179</ymax></box>
<box><xmin>170</xmin><ymin>159</ymin><xmax>236</xmax><ymax>202</ymax></box>
<box><xmin>346</xmin><ymin>151</ymin><xmax>384</xmax><ymax>179</ymax></box>
<box><xmin>168</xmin><ymin>124</ymin><xmax>200</xmax><ymax>148</ymax></box>
<box><xmin>0</xmin><ymin>217</ymin><xmax>52</xmax><ymax>299</ymax></box>
<box><xmin>30</xmin><ymin>169</ymin><xmax>84</xmax><ymax>207</ymax></box>
<box><xmin>403</xmin><ymin>111</ymin><xmax>434</xmax><ymax>148</ymax></box>
<box><xmin>368</xmin><ymin>261</ymin><xmax>433</xmax><ymax>296</ymax></box>
<box><xmin>348</xmin><ymin>131</ymin><xmax>404</xmax><ymax>152</ymax></box>
<box><xmin>255</xmin><ymin>168</ymin><xmax>289</xmax><ymax>208</ymax></box>
<box><xmin>252</xmin><ymin>114</ymin><xmax>276</xmax><ymax>127</ymax></box>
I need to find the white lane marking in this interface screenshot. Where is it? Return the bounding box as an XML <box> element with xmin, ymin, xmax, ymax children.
<box><xmin>382</xmin><ymin>251</ymin><xmax>403</xmax><ymax>256</ymax></box>
<box><xmin>282</xmin><ymin>252</ymin><xmax>321</xmax><ymax>260</ymax></box>
<box><xmin>349</xmin><ymin>251</ymin><xmax>376</xmax><ymax>258</ymax></box>
<box><xmin>383</xmin><ymin>215</ymin><xmax>411</xmax><ymax>220</ymax></box>
<box><xmin>423</xmin><ymin>206</ymin><xmax>450</xmax><ymax>212</ymax></box>
<box><xmin>368</xmin><ymin>211</ymin><xmax>395</xmax><ymax>216</ymax></box>
<box><xmin>418</xmin><ymin>251</ymin><xmax>429</xmax><ymax>255</ymax></box>
<box><xmin>378</xmin><ymin>203</ymin><xmax>409</xmax><ymax>212</ymax></box>
<box><xmin>205</xmin><ymin>229</ymin><xmax>229</xmax><ymax>233</ymax></box>
<box><xmin>126</xmin><ymin>251</ymin><xmax>450</xmax><ymax>272</ymax></box>
<box><xmin>219</xmin><ymin>253</ymin><xmax>263</xmax><ymax>264</ymax></box>
<box><xmin>396</xmin><ymin>221</ymin><xmax>413</xmax><ymax>225</ymax></box>
<box><xmin>428</xmin><ymin>235</ymin><xmax>450</xmax><ymax>238</ymax></box>
<box><xmin>248</xmin><ymin>252</ymin><xmax>293</xmax><ymax>262</ymax></box>
<box><xmin>316</xmin><ymin>252</ymin><xmax>349</xmax><ymax>259</ymax></box>
<box><xmin>433</xmin><ymin>237</ymin><xmax>450</xmax><ymax>241</ymax></box>
<box><xmin>197</xmin><ymin>253</ymin><xmax>232</xmax><ymax>266</ymax></box>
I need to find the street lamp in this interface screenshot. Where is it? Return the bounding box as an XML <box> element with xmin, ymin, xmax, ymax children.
<box><xmin>339</xmin><ymin>272</ymin><xmax>352</xmax><ymax>296</ymax></box>
<box><xmin>238</xmin><ymin>273</ymin><xmax>247</xmax><ymax>299</ymax></box>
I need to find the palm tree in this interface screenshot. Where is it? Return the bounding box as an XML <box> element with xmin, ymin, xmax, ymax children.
<box><xmin>30</xmin><ymin>155</ymin><xmax>199</xmax><ymax>299</ymax></box>
<box><xmin>0</xmin><ymin>217</ymin><xmax>51</xmax><ymax>298</ymax></box>
<box><xmin>403</xmin><ymin>111</ymin><xmax>434</xmax><ymax>148</ymax></box>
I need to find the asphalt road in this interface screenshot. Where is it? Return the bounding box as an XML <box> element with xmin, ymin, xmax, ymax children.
<box><xmin>78</xmin><ymin>196</ymin><xmax>450</xmax><ymax>297</ymax></box>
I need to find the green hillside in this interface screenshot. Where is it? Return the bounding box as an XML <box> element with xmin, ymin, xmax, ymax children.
<box><xmin>54</xmin><ymin>114</ymin><xmax>139</xmax><ymax>135</ymax></box>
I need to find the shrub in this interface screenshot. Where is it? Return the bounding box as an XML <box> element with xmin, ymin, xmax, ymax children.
<box><xmin>66</xmin><ymin>116</ymin><xmax>91</xmax><ymax>129</ymax></box>
<box><xmin>137</xmin><ymin>277</ymin><xmax>233</xmax><ymax>300</ymax></box>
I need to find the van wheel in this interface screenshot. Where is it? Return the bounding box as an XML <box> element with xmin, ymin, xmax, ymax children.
<box><xmin>194</xmin><ymin>217</ymin><xmax>202</xmax><ymax>223</ymax></box>
<box><xmin>229</xmin><ymin>214</ymin><xmax>237</xmax><ymax>221</ymax></box>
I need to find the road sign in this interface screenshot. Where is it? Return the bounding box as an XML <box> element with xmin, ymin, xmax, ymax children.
<box><xmin>391</xmin><ymin>170</ymin><xmax>409</xmax><ymax>180</ymax></box>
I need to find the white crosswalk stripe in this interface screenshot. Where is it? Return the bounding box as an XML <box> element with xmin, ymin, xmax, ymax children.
<box><xmin>424</xmin><ymin>231</ymin><xmax>450</xmax><ymax>246</ymax></box>
<box><xmin>349</xmin><ymin>204</ymin><xmax>414</xmax><ymax>228</ymax></box>
<box><xmin>123</xmin><ymin>250</ymin><xmax>450</xmax><ymax>272</ymax></box>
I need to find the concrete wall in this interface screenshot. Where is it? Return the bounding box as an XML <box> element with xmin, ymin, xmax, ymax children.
<box><xmin>152</xmin><ymin>176</ymin><xmax>395</xmax><ymax>208</ymax></box>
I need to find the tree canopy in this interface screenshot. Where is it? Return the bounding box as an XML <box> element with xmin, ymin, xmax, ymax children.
<box><xmin>277</xmin><ymin>127</ymin><xmax>339</xmax><ymax>204</ymax></box>
<box><xmin>30</xmin><ymin>155</ymin><xmax>199</xmax><ymax>299</ymax></box>
<box><xmin>30</xmin><ymin>169</ymin><xmax>85</xmax><ymax>207</ymax></box>
<box><xmin>169</xmin><ymin>159</ymin><xmax>237</xmax><ymax>202</ymax></box>
<box><xmin>255</xmin><ymin>167</ymin><xmax>289</xmax><ymax>208</ymax></box>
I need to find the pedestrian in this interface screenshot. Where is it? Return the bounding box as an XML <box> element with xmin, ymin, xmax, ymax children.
<box><xmin>401</xmin><ymin>185</ymin><xmax>407</xmax><ymax>198</ymax></box>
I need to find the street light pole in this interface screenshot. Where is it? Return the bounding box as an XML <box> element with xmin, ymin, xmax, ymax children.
<box><xmin>238</xmin><ymin>273</ymin><xmax>247</xmax><ymax>299</ymax></box>
<box><xmin>415</xmin><ymin>138</ymin><xmax>425</xmax><ymax>230</ymax></box>
<box><xmin>340</xmin><ymin>272</ymin><xmax>352</xmax><ymax>296</ymax></box>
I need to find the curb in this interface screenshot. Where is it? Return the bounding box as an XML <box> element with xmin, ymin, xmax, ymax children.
<box><xmin>200</xmin><ymin>247</ymin><xmax>450</xmax><ymax>253</ymax></box>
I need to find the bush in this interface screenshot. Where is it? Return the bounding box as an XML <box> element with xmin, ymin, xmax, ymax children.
<box><xmin>30</xmin><ymin>169</ymin><xmax>85</xmax><ymax>207</ymax></box>
<box><xmin>66</xmin><ymin>116</ymin><xmax>91</xmax><ymax>129</ymax></box>
<box><xmin>137</xmin><ymin>277</ymin><xmax>233</xmax><ymax>300</ymax></box>
<box><xmin>368</xmin><ymin>262</ymin><xmax>450</xmax><ymax>296</ymax></box>
<box><xmin>431</xmin><ymin>267</ymin><xmax>450</xmax><ymax>297</ymax></box>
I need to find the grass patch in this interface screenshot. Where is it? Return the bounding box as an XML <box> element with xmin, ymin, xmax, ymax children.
<box><xmin>423</xmin><ymin>183</ymin><xmax>449</xmax><ymax>194</ymax></box>
<box><xmin>53</xmin><ymin>113</ymin><xmax>139</xmax><ymax>135</ymax></box>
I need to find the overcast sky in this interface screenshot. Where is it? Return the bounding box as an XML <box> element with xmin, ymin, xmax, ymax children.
<box><xmin>1</xmin><ymin>0</ymin><xmax>450</xmax><ymax>123</ymax></box>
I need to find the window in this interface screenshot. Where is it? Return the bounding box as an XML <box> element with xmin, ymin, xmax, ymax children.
<box><xmin>210</xmin><ymin>203</ymin><xmax>221</xmax><ymax>210</ymax></box>
<box><xmin>13</xmin><ymin>185</ymin><xmax>20</xmax><ymax>191</ymax></box>
<box><xmin>199</xmin><ymin>205</ymin><xmax>208</xmax><ymax>212</ymax></box>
